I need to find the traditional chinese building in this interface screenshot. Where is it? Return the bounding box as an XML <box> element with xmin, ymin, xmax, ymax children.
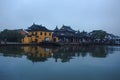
<box><xmin>22</xmin><ymin>23</ymin><xmax>52</xmax><ymax>43</ymax></box>
<box><xmin>52</xmin><ymin>25</ymin><xmax>93</xmax><ymax>44</ymax></box>
<box><xmin>53</xmin><ymin>25</ymin><xmax>75</xmax><ymax>42</ymax></box>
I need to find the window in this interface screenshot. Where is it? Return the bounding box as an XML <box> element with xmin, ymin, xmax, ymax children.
<box><xmin>40</xmin><ymin>32</ymin><xmax>42</xmax><ymax>35</ymax></box>
<box><xmin>31</xmin><ymin>32</ymin><xmax>34</xmax><ymax>35</ymax></box>
<box><xmin>49</xmin><ymin>33</ymin><xmax>51</xmax><ymax>36</ymax></box>
<box><xmin>35</xmin><ymin>32</ymin><xmax>37</xmax><ymax>35</ymax></box>
<box><xmin>45</xmin><ymin>32</ymin><xmax>46</xmax><ymax>36</ymax></box>
<box><xmin>37</xmin><ymin>32</ymin><xmax>40</xmax><ymax>36</ymax></box>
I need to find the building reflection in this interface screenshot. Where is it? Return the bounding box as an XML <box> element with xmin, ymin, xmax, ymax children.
<box><xmin>22</xmin><ymin>46</ymin><xmax>116</xmax><ymax>62</ymax></box>
<box><xmin>52</xmin><ymin>46</ymin><xmax>110</xmax><ymax>62</ymax></box>
<box><xmin>0</xmin><ymin>46</ymin><xmax>119</xmax><ymax>63</ymax></box>
<box><xmin>22</xmin><ymin>46</ymin><xmax>52</xmax><ymax>62</ymax></box>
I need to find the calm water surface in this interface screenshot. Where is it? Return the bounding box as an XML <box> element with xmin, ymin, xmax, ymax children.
<box><xmin>0</xmin><ymin>46</ymin><xmax>120</xmax><ymax>80</ymax></box>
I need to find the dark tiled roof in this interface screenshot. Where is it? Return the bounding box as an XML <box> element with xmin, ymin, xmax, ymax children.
<box><xmin>26</xmin><ymin>24</ymin><xmax>51</xmax><ymax>32</ymax></box>
<box><xmin>54</xmin><ymin>26</ymin><xmax>59</xmax><ymax>31</ymax></box>
<box><xmin>75</xmin><ymin>30</ymin><xmax>81</xmax><ymax>37</ymax></box>
<box><xmin>60</xmin><ymin>25</ymin><xmax>76</xmax><ymax>32</ymax></box>
<box><xmin>13</xmin><ymin>29</ymin><xmax>27</xmax><ymax>36</ymax></box>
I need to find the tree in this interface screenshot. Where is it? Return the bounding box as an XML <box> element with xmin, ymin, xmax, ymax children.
<box><xmin>0</xmin><ymin>29</ymin><xmax>24</xmax><ymax>42</ymax></box>
<box><xmin>90</xmin><ymin>30</ymin><xmax>108</xmax><ymax>39</ymax></box>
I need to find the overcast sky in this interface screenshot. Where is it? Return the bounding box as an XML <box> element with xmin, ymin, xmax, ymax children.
<box><xmin>0</xmin><ymin>0</ymin><xmax>120</xmax><ymax>35</ymax></box>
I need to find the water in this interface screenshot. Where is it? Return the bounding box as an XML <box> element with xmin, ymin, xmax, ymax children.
<box><xmin>0</xmin><ymin>46</ymin><xmax>120</xmax><ymax>80</ymax></box>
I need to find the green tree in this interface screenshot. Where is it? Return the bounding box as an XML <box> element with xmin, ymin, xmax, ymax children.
<box><xmin>90</xmin><ymin>30</ymin><xmax>108</xmax><ymax>39</ymax></box>
<box><xmin>0</xmin><ymin>29</ymin><xmax>23</xmax><ymax>42</ymax></box>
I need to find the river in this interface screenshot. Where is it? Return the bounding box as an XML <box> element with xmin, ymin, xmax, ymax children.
<box><xmin>0</xmin><ymin>46</ymin><xmax>120</xmax><ymax>80</ymax></box>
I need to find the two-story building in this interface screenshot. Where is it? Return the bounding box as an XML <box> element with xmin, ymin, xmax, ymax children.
<box><xmin>22</xmin><ymin>23</ymin><xmax>52</xmax><ymax>43</ymax></box>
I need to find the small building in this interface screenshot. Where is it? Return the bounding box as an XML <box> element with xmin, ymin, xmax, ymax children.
<box><xmin>105</xmin><ymin>34</ymin><xmax>120</xmax><ymax>45</ymax></box>
<box><xmin>15</xmin><ymin>29</ymin><xmax>27</xmax><ymax>36</ymax></box>
<box><xmin>22</xmin><ymin>23</ymin><xmax>52</xmax><ymax>43</ymax></box>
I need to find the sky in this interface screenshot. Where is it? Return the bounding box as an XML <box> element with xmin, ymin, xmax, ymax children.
<box><xmin>0</xmin><ymin>0</ymin><xmax>120</xmax><ymax>35</ymax></box>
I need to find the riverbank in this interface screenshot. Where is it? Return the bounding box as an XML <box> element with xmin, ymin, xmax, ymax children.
<box><xmin>0</xmin><ymin>42</ymin><xmax>61</xmax><ymax>46</ymax></box>
<box><xmin>0</xmin><ymin>42</ymin><xmax>120</xmax><ymax>46</ymax></box>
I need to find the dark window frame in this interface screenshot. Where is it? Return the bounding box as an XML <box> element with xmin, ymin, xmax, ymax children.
<box><xmin>40</xmin><ymin>32</ymin><xmax>42</xmax><ymax>35</ymax></box>
<box><xmin>49</xmin><ymin>33</ymin><xmax>51</xmax><ymax>36</ymax></box>
<box><xmin>45</xmin><ymin>32</ymin><xmax>47</xmax><ymax>36</ymax></box>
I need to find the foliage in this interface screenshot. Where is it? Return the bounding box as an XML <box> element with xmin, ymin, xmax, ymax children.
<box><xmin>0</xmin><ymin>29</ymin><xmax>24</xmax><ymax>42</ymax></box>
<box><xmin>90</xmin><ymin>30</ymin><xmax>108</xmax><ymax>39</ymax></box>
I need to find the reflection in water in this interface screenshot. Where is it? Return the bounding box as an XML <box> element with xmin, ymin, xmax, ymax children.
<box><xmin>0</xmin><ymin>46</ymin><xmax>120</xmax><ymax>80</ymax></box>
<box><xmin>0</xmin><ymin>46</ymin><xmax>23</xmax><ymax>57</ymax></box>
<box><xmin>52</xmin><ymin>46</ymin><xmax>112</xmax><ymax>62</ymax></box>
<box><xmin>0</xmin><ymin>46</ymin><xmax>119</xmax><ymax>62</ymax></box>
<box><xmin>23</xmin><ymin>46</ymin><xmax>52</xmax><ymax>62</ymax></box>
